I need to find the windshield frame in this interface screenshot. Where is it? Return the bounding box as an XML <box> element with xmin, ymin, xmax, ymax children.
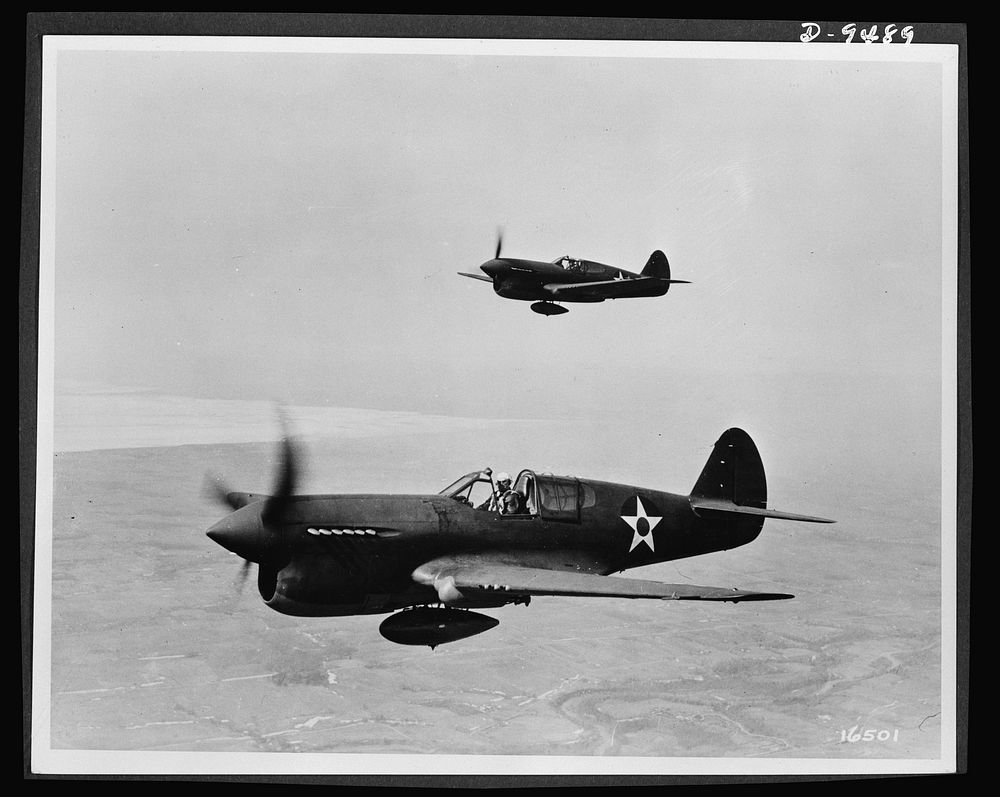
<box><xmin>438</xmin><ymin>471</ymin><xmax>488</xmax><ymax>497</ymax></box>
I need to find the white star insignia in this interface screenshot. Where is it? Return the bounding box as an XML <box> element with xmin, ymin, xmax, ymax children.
<box><xmin>622</xmin><ymin>496</ymin><xmax>661</xmax><ymax>553</ymax></box>
<box><xmin>613</xmin><ymin>271</ymin><xmax>624</xmax><ymax>281</ymax></box>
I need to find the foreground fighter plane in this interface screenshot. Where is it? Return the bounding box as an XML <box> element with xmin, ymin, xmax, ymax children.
<box><xmin>206</xmin><ymin>427</ymin><xmax>833</xmax><ymax>648</ymax></box>
<box><xmin>457</xmin><ymin>231</ymin><xmax>690</xmax><ymax>315</ymax></box>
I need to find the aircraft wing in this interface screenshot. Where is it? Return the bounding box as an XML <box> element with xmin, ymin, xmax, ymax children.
<box><xmin>457</xmin><ymin>272</ymin><xmax>494</xmax><ymax>283</ymax></box>
<box><xmin>412</xmin><ymin>555</ymin><xmax>792</xmax><ymax>603</ymax></box>
<box><xmin>543</xmin><ymin>276</ymin><xmax>690</xmax><ymax>299</ymax></box>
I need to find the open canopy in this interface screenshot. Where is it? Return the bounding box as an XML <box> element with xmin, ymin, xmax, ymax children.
<box><xmin>440</xmin><ymin>469</ymin><xmax>594</xmax><ymax>521</ymax></box>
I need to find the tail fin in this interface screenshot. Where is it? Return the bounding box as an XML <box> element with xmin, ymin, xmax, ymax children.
<box><xmin>641</xmin><ymin>250</ymin><xmax>689</xmax><ymax>291</ymax></box>
<box><xmin>690</xmin><ymin>428</ymin><xmax>835</xmax><ymax>524</ymax></box>
<box><xmin>691</xmin><ymin>428</ymin><xmax>766</xmax><ymax>507</ymax></box>
<box><xmin>641</xmin><ymin>250</ymin><xmax>670</xmax><ymax>279</ymax></box>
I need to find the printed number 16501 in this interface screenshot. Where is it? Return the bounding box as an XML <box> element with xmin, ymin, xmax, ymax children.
<box><xmin>840</xmin><ymin>726</ymin><xmax>900</xmax><ymax>743</ymax></box>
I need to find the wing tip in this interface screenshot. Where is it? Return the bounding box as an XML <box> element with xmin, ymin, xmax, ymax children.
<box><xmin>718</xmin><ymin>592</ymin><xmax>795</xmax><ymax>603</ymax></box>
<box><xmin>707</xmin><ymin>589</ymin><xmax>795</xmax><ymax>602</ymax></box>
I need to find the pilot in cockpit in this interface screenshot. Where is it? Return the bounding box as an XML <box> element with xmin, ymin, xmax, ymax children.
<box><xmin>467</xmin><ymin>471</ymin><xmax>528</xmax><ymax>515</ymax></box>
<box><xmin>477</xmin><ymin>472</ymin><xmax>512</xmax><ymax>511</ymax></box>
<box><xmin>500</xmin><ymin>486</ymin><xmax>526</xmax><ymax>515</ymax></box>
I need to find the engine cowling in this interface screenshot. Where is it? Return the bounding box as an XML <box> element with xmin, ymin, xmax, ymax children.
<box><xmin>494</xmin><ymin>276</ymin><xmax>542</xmax><ymax>300</ymax></box>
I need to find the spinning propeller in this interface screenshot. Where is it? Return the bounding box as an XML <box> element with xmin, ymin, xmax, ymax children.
<box><xmin>234</xmin><ymin>558</ymin><xmax>252</xmax><ymax>592</ymax></box>
<box><xmin>457</xmin><ymin>227</ymin><xmax>507</xmax><ymax>285</ymax></box>
<box><xmin>203</xmin><ymin>474</ymin><xmax>245</xmax><ymax>512</ymax></box>
<box><xmin>204</xmin><ymin>413</ymin><xmax>299</xmax><ymax>594</ymax></box>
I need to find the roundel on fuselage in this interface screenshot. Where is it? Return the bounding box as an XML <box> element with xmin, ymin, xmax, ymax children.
<box><xmin>620</xmin><ymin>495</ymin><xmax>663</xmax><ymax>553</ymax></box>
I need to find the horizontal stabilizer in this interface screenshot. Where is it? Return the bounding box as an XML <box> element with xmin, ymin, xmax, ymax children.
<box><xmin>691</xmin><ymin>497</ymin><xmax>835</xmax><ymax>524</ymax></box>
<box><xmin>457</xmin><ymin>272</ymin><xmax>494</xmax><ymax>283</ymax></box>
<box><xmin>413</xmin><ymin>556</ymin><xmax>793</xmax><ymax>603</ymax></box>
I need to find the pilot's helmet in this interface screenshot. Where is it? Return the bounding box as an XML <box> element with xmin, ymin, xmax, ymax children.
<box><xmin>495</xmin><ymin>471</ymin><xmax>511</xmax><ymax>487</ymax></box>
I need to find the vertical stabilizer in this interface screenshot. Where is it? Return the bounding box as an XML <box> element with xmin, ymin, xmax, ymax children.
<box><xmin>690</xmin><ymin>428</ymin><xmax>767</xmax><ymax>508</ymax></box>
<box><xmin>640</xmin><ymin>250</ymin><xmax>670</xmax><ymax>280</ymax></box>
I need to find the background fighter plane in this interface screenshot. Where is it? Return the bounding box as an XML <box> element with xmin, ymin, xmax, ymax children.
<box><xmin>205</xmin><ymin>424</ymin><xmax>834</xmax><ymax>648</ymax></box>
<box><xmin>457</xmin><ymin>231</ymin><xmax>690</xmax><ymax>315</ymax></box>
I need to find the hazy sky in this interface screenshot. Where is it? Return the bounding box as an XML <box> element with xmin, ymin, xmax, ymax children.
<box><xmin>46</xmin><ymin>40</ymin><xmax>951</xmax><ymax>477</ymax></box>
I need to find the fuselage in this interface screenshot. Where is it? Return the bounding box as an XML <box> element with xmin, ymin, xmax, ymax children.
<box><xmin>209</xmin><ymin>474</ymin><xmax>764</xmax><ymax>618</ymax></box>
<box><xmin>480</xmin><ymin>257</ymin><xmax>667</xmax><ymax>302</ymax></box>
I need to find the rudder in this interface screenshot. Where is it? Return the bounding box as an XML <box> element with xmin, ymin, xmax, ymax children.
<box><xmin>641</xmin><ymin>250</ymin><xmax>670</xmax><ymax>280</ymax></box>
<box><xmin>690</xmin><ymin>428</ymin><xmax>767</xmax><ymax>508</ymax></box>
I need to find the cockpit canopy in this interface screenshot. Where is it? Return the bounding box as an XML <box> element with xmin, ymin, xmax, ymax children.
<box><xmin>554</xmin><ymin>255</ymin><xmax>583</xmax><ymax>271</ymax></box>
<box><xmin>440</xmin><ymin>469</ymin><xmax>595</xmax><ymax>521</ymax></box>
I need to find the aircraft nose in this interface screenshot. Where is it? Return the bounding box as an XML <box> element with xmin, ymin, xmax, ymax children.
<box><xmin>480</xmin><ymin>259</ymin><xmax>502</xmax><ymax>277</ymax></box>
<box><xmin>206</xmin><ymin>504</ymin><xmax>266</xmax><ymax>562</ymax></box>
